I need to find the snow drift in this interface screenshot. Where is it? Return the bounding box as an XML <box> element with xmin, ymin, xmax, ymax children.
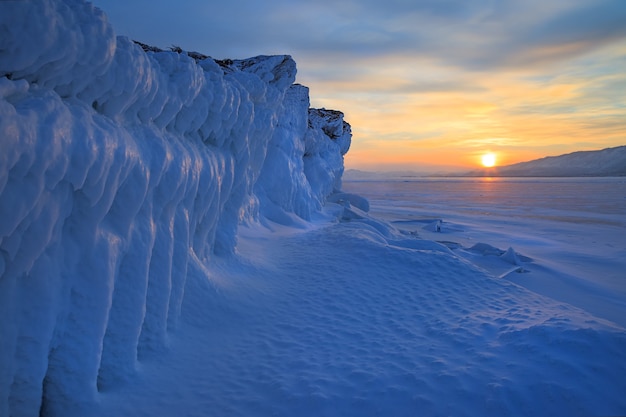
<box><xmin>0</xmin><ymin>1</ymin><xmax>350</xmax><ymax>415</ymax></box>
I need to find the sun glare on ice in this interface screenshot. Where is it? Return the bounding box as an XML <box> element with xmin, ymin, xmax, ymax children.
<box><xmin>481</xmin><ymin>153</ymin><xmax>496</xmax><ymax>167</ymax></box>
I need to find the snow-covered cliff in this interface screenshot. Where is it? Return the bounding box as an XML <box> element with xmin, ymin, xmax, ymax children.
<box><xmin>0</xmin><ymin>1</ymin><xmax>350</xmax><ymax>415</ymax></box>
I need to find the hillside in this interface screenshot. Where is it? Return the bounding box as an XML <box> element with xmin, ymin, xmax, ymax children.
<box><xmin>467</xmin><ymin>146</ymin><xmax>626</xmax><ymax>177</ymax></box>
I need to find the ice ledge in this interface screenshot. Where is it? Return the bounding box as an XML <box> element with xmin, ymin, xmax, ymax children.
<box><xmin>134</xmin><ymin>42</ymin><xmax>297</xmax><ymax>91</ymax></box>
<box><xmin>0</xmin><ymin>1</ymin><xmax>353</xmax><ymax>415</ymax></box>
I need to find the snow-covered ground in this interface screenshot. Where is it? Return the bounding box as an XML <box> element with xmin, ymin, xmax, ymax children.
<box><xmin>1</xmin><ymin>1</ymin><xmax>625</xmax><ymax>416</ymax></box>
<box><xmin>343</xmin><ymin>177</ymin><xmax>626</xmax><ymax>328</ymax></box>
<box><xmin>92</xmin><ymin>177</ymin><xmax>626</xmax><ymax>417</ymax></box>
<box><xmin>95</xmin><ymin>203</ymin><xmax>626</xmax><ymax>417</ymax></box>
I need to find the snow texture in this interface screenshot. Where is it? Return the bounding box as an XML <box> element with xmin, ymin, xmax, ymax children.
<box><xmin>0</xmin><ymin>1</ymin><xmax>349</xmax><ymax>415</ymax></box>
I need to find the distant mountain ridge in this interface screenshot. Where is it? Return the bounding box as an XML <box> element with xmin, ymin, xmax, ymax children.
<box><xmin>467</xmin><ymin>146</ymin><xmax>626</xmax><ymax>177</ymax></box>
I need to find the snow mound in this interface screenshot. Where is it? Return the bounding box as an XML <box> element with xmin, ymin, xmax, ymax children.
<box><xmin>0</xmin><ymin>1</ymin><xmax>351</xmax><ymax>415</ymax></box>
<box><xmin>500</xmin><ymin>246</ymin><xmax>522</xmax><ymax>265</ymax></box>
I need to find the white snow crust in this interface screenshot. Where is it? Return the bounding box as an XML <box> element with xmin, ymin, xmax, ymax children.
<box><xmin>1</xmin><ymin>1</ymin><xmax>625</xmax><ymax>417</ymax></box>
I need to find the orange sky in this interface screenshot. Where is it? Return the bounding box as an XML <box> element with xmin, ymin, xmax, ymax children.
<box><xmin>95</xmin><ymin>0</ymin><xmax>626</xmax><ymax>173</ymax></box>
<box><xmin>301</xmin><ymin>42</ymin><xmax>626</xmax><ymax>172</ymax></box>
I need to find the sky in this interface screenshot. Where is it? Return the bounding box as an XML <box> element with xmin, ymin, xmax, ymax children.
<box><xmin>91</xmin><ymin>0</ymin><xmax>626</xmax><ymax>172</ymax></box>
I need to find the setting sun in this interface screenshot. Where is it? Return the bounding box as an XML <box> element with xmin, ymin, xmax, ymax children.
<box><xmin>481</xmin><ymin>153</ymin><xmax>496</xmax><ymax>167</ymax></box>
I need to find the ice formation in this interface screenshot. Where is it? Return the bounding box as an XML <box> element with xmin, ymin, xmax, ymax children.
<box><xmin>0</xmin><ymin>1</ymin><xmax>350</xmax><ymax>415</ymax></box>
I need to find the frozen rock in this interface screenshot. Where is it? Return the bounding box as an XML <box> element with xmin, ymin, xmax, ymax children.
<box><xmin>0</xmin><ymin>0</ymin><xmax>352</xmax><ymax>415</ymax></box>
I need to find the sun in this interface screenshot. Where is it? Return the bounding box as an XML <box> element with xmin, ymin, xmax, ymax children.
<box><xmin>481</xmin><ymin>153</ymin><xmax>496</xmax><ymax>168</ymax></box>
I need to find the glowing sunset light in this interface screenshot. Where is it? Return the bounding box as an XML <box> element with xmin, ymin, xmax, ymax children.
<box><xmin>481</xmin><ymin>153</ymin><xmax>496</xmax><ymax>168</ymax></box>
<box><xmin>93</xmin><ymin>0</ymin><xmax>626</xmax><ymax>173</ymax></box>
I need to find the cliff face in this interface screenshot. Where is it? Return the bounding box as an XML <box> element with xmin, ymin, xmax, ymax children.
<box><xmin>0</xmin><ymin>1</ymin><xmax>351</xmax><ymax>415</ymax></box>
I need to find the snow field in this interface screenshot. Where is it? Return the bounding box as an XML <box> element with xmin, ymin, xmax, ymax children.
<box><xmin>342</xmin><ymin>178</ymin><xmax>626</xmax><ymax>328</ymax></box>
<box><xmin>95</xmin><ymin>218</ymin><xmax>626</xmax><ymax>416</ymax></box>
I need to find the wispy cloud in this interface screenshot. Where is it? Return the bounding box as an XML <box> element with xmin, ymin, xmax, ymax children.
<box><xmin>94</xmin><ymin>0</ymin><xmax>626</xmax><ymax>170</ymax></box>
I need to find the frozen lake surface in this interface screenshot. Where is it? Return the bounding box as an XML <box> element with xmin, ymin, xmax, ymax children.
<box><xmin>344</xmin><ymin>177</ymin><xmax>626</xmax><ymax>327</ymax></box>
<box><xmin>343</xmin><ymin>176</ymin><xmax>626</xmax><ymax>223</ymax></box>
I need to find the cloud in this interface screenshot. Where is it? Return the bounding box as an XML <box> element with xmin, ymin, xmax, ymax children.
<box><xmin>95</xmin><ymin>0</ymin><xmax>626</xmax><ymax>69</ymax></box>
<box><xmin>91</xmin><ymin>0</ymin><xmax>626</xmax><ymax>170</ymax></box>
<box><xmin>471</xmin><ymin>0</ymin><xmax>626</xmax><ymax>69</ymax></box>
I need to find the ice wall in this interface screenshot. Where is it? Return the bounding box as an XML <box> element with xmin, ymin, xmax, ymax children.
<box><xmin>0</xmin><ymin>0</ymin><xmax>351</xmax><ymax>415</ymax></box>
